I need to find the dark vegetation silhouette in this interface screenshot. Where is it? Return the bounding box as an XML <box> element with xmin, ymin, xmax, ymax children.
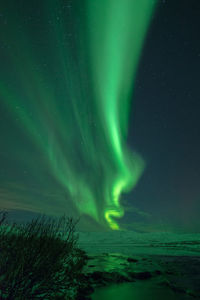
<box><xmin>0</xmin><ymin>210</ymin><xmax>88</xmax><ymax>299</ymax></box>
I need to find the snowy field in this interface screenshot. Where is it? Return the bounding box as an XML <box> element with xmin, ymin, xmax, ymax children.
<box><xmin>76</xmin><ymin>231</ymin><xmax>200</xmax><ymax>256</ymax></box>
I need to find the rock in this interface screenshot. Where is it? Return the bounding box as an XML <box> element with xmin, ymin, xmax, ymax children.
<box><xmin>154</xmin><ymin>270</ymin><xmax>162</xmax><ymax>275</ymax></box>
<box><xmin>90</xmin><ymin>271</ymin><xmax>105</xmax><ymax>281</ymax></box>
<box><xmin>170</xmin><ymin>284</ymin><xmax>186</xmax><ymax>294</ymax></box>
<box><xmin>109</xmin><ymin>271</ymin><xmax>130</xmax><ymax>283</ymax></box>
<box><xmin>166</xmin><ymin>270</ymin><xmax>176</xmax><ymax>275</ymax></box>
<box><xmin>76</xmin><ymin>280</ymin><xmax>95</xmax><ymax>299</ymax></box>
<box><xmin>128</xmin><ymin>271</ymin><xmax>152</xmax><ymax>280</ymax></box>
<box><xmin>76</xmin><ymin>294</ymin><xmax>92</xmax><ymax>300</ymax></box>
<box><xmin>88</xmin><ymin>270</ymin><xmax>131</xmax><ymax>286</ymax></box>
<box><xmin>127</xmin><ymin>257</ymin><xmax>138</xmax><ymax>263</ymax></box>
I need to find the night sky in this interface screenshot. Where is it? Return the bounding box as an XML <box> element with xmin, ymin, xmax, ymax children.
<box><xmin>0</xmin><ymin>0</ymin><xmax>200</xmax><ymax>232</ymax></box>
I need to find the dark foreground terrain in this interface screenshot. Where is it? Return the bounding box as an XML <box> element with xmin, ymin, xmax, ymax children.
<box><xmin>75</xmin><ymin>231</ymin><xmax>200</xmax><ymax>299</ymax></box>
<box><xmin>80</xmin><ymin>253</ymin><xmax>200</xmax><ymax>299</ymax></box>
<box><xmin>1</xmin><ymin>212</ymin><xmax>199</xmax><ymax>299</ymax></box>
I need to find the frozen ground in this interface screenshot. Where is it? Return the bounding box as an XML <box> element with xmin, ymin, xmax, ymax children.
<box><xmin>76</xmin><ymin>231</ymin><xmax>200</xmax><ymax>256</ymax></box>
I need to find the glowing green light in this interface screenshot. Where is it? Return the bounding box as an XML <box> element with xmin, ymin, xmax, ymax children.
<box><xmin>87</xmin><ymin>0</ymin><xmax>157</xmax><ymax>229</ymax></box>
<box><xmin>0</xmin><ymin>0</ymin><xmax>157</xmax><ymax>230</ymax></box>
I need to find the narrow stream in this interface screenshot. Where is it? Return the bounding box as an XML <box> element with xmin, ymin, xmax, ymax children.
<box><xmin>91</xmin><ymin>280</ymin><xmax>192</xmax><ymax>300</ymax></box>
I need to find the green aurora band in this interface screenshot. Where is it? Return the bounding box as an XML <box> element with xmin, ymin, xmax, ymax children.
<box><xmin>0</xmin><ymin>0</ymin><xmax>157</xmax><ymax>230</ymax></box>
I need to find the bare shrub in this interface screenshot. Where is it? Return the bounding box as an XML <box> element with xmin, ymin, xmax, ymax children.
<box><xmin>0</xmin><ymin>210</ymin><xmax>87</xmax><ymax>299</ymax></box>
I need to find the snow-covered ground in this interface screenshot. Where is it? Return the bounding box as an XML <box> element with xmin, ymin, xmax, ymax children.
<box><xmin>76</xmin><ymin>231</ymin><xmax>200</xmax><ymax>256</ymax></box>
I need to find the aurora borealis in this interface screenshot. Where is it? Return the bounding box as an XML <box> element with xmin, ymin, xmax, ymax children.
<box><xmin>0</xmin><ymin>0</ymin><xmax>157</xmax><ymax>230</ymax></box>
<box><xmin>86</xmin><ymin>0</ymin><xmax>156</xmax><ymax>229</ymax></box>
<box><xmin>0</xmin><ymin>0</ymin><xmax>200</xmax><ymax>232</ymax></box>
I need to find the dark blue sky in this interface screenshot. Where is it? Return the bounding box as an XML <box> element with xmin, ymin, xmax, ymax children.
<box><xmin>126</xmin><ymin>0</ymin><xmax>200</xmax><ymax>232</ymax></box>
